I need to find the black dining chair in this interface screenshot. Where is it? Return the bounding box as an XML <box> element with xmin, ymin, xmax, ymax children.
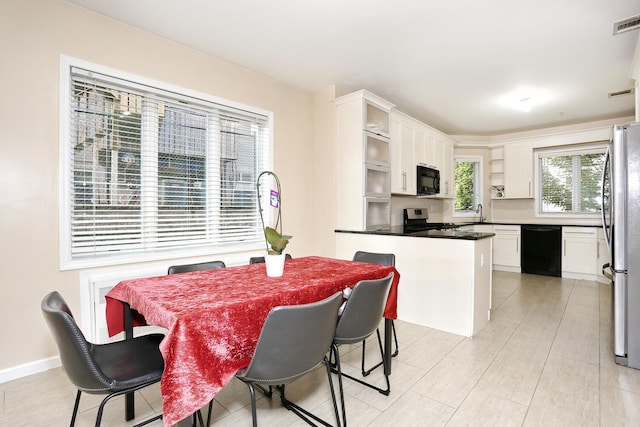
<box><xmin>168</xmin><ymin>259</ymin><xmax>226</xmax><ymax>426</ymax></box>
<box><xmin>236</xmin><ymin>292</ymin><xmax>343</xmax><ymax>427</ymax></box>
<box><xmin>352</xmin><ymin>251</ymin><xmax>399</xmax><ymax>375</ymax></box>
<box><xmin>167</xmin><ymin>260</ymin><xmax>226</xmax><ymax>274</ymax></box>
<box><xmin>330</xmin><ymin>273</ymin><xmax>394</xmax><ymax>426</ymax></box>
<box><xmin>249</xmin><ymin>254</ymin><xmax>292</xmax><ymax>264</ymax></box>
<box><xmin>41</xmin><ymin>291</ymin><xmax>164</xmax><ymax>427</ymax></box>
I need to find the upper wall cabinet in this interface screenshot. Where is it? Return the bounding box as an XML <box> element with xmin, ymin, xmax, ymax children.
<box><xmin>390</xmin><ymin>111</ymin><xmax>454</xmax><ymax>197</ymax></box>
<box><xmin>336</xmin><ymin>90</ymin><xmax>395</xmax><ymax>231</ymax></box>
<box><xmin>390</xmin><ymin>111</ymin><xmax>416</xmax><ymax>195</ymax></box>
<box><xmin>503</xmin><ymin>141</ymin><xmax>533</xmax><ymax>198</ymax></box>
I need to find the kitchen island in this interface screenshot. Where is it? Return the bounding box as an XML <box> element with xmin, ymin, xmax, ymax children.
<box><xmin>336</xmin><ymin>227</ymin><xmax>494</xmax><ymax>337</ymax></box>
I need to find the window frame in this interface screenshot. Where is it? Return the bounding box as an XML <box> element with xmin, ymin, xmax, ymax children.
<box><xmin>59</xmin><ymin>56</ymin><xmax>273</xmax><ymax>270</ymax></box>
<box><xmin>453</xmin><ymin>155</ymin><xmax>483</xmax><ymax>218</ymax></box>
<box><xmin>534</xmin><ymin>144</ymin><xmax>607</xmax><ymax>218</ymax></box>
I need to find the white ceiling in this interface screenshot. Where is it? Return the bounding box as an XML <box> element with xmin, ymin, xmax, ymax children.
<box><xmin>68</xmin><ymin>0</ymin><xmax>638</xmax><ymax>136</ymax></box>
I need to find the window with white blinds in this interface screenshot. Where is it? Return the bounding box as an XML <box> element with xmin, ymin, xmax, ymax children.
<box><xmin>60</xmin><ymin>59</ymin><xmax>271</xmax><ymax>268</ymax></box>
<box><xmin>536</xmin><ymin>145</ymin><xmax>605</xmax><ymax>215</ymax></box>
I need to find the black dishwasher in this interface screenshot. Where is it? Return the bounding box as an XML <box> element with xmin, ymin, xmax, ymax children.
<box><xmin>521</xmin><ymin>225</ymin><xmax>562</xmax><ymax>276</ymax></box>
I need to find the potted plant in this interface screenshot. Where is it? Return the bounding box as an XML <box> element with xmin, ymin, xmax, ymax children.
<box><xmin>257</xmin><ymin>171</ymin><xmax>292</xmax><ymax>277</ymax></box>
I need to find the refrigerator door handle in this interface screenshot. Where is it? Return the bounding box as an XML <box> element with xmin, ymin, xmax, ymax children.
<box><xmin>602</xmin><ymin>262</ymin><xmax>613</xmax><ymax>280</ymax></box>
<box><xmin>601</xmin><ymin>145</ymin><xmax>611</xmax><ymax>250</ymax></box>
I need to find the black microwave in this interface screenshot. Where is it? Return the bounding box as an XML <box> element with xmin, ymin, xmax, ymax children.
<box><xmin>417</xmin><ymin>165</ymin><xmax>440</xmax><ymax>195</ymax></box>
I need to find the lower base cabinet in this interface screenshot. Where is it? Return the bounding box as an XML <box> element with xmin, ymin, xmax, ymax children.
<box><xmin>493</xmin><ymin>225</ymin><xmax>521</xmax><ymax>272</ymax></box>
<box><xmin>562</xmin><ymin>227</ymin><xmax>597</xmax><ymax>279</ymax></box>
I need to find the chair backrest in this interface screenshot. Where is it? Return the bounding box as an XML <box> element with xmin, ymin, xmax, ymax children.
<box><xmin>41</xmin><ymin>291</ymin><xmax>113</xmax><ymax>392</ymax></box>
<box><xmin>335</xmin><ymin>273</ymin><xmax>394</xmax><ymax>343</ymax></box>
<box><xmin>249</xmin><ymin>254</ymin><xmax>292</xmax><ymax>264</ymax></box>
<box><xmin>167</xmin><ymin>260</ymin><xmax>226</xmax><ymax>275</ymax></box>
<box><xmin>353</xmin><ymin>251</ymin><xmax>395</xmax><ymax>267</ymax></box>
<box><xmin>238</xmin><ymin>292</ymin><xmax>343</xmax><ymax>385</ymax></box>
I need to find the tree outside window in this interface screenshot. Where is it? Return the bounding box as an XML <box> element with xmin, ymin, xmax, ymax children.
<box><xmin>454</xmin><ymin>157</ymin><xmax>482</xmax><ymax>214</ymax></box>
<box><xmin>537</xmin><ymin>148</ymin><xmax>605</xmax><ymax>214</ymax></box>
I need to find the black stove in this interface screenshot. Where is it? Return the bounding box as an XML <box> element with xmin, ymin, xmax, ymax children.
<box><xmin>403</xmin><ymin>208</ymin><xmax>459</xmax><ymax>233</ymax></box>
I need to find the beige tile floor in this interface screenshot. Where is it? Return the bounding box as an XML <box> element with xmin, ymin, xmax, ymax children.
<box><xmin>3</xmin><ymin>271</ymin><xmax>640</xmax><ymax>426</ymax></box>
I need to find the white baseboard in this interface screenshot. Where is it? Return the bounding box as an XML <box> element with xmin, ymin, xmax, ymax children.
<box><xmin>0</xmin><ymin>356</ymin><xmax>61</xmax><ymax>384</ymax></box>
<box><xmin>493</xmin><ymin>265</ymin><xmax>521</xmax><ymax>273</ymax></box>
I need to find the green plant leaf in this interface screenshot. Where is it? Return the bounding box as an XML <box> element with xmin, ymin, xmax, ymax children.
<box><xmin>264</xmin><ymin>226</ymin><xmax>292</xmax><ymax>255</ymax></box>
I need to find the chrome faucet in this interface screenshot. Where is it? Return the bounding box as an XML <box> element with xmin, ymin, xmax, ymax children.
<box><xmin>476</xmin><ymin>203</ymin><xmax>484</xmax><ymax>223</ymax></box>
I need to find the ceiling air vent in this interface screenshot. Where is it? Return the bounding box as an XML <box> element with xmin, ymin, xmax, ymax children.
<box><xmin>613</xmin><ymin>14</ymin><xmax>640</xmax><ymax>35</ymax></box>
<box><xmin>608</xmin><ymin>88</ymin><xmax>635</xmax><ymax>98</ymax></box>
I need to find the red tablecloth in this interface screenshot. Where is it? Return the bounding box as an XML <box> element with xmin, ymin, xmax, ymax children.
<box><xmin>105</xmin><ymin>256</ymin><xmax>399</xmax><ymax>426</ymax></box>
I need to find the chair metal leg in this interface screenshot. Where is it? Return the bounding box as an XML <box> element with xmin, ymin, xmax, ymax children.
<box><xmin>70</xmin><ymin>390</ymin><xmax>82</xmax><ymax>427</ymax></box>
<box><xmin>93</xmin><ymin>386</ymin><xmax>163</xmax><ymax>427</ymax></box>
<box><xmin>332</xmin><ymin>344</ymin><xmax>347</xmax><ymax>427</ymax></box>
<box><xmin>279</xmin><ymin>382</ymin><xmax>338</xmax><ymax>427</ymax></box>
<box><xmin>205</xmin><ymin>400</ymin><xmax>213</xmax><ymax>427</ymax></box>
<box><xmin>362</xmin><ymin>321</ymin><xmax>399</xmax><ymax>377</ymax></box>
<box><xmin>332</xmin><ymin>342</ymin><xmax>390</xmax><ymax>397</ymax></box>
<box><xmin>245</xmin><ymin>382</ymin><xmax>258</xmax><ymax>427</ymax></box>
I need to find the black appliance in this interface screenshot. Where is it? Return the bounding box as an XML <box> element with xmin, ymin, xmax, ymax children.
<box><xmin>417</xmin><ymin>165</ymin><xmax>440</xmax><ymax>195</ymax></box>
<box><xmin>403</xmin><ymin>208</ymin><xmax>458</xmax><ymax>233</ymax></box>
<box><xmin>520</xmin><ymin>225</ymin><xmax>562</xmax><ymax>277</ymax></box>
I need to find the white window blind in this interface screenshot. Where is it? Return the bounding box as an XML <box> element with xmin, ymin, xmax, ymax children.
<box><xmin>64</xmin><ymin>64</ymin><xmax>271</xmax><ymax>265</ymax></box>
<box><xmin>537</xmin><ymin>146</ymin><xmax>605</xmax><ymax>214</ymax></box>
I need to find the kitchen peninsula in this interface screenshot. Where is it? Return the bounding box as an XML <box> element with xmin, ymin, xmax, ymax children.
<box><xmin>335</xmin><ymin>227</ymin><xmax>494</xmax><ymax>337</ymax></box>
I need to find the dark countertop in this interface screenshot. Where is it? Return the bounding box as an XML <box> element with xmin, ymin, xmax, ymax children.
<box><xmin>335</xmin><ymin>225</ymin><xmax>495</xmax><ymax>240</ymax></box>
<box><xmin>455</xmin><ymin>221</ymin><xmax>602</xmax><ymax>228</ymax></box>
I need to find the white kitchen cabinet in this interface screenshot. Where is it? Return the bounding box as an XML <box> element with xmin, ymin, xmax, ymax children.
<box><xmin>493</xmin><ymin>225</ymin><xmax>521</xmax><ymax>272</ymax></box>
<box><xmin>503</xmin><ymin>142</ymin><xmax>533</xmax><ymax>198</ymax></box>
<box><xmin>440</xmin><ymin>138</ymin><xmax>454</xmax><ymax>198</ymax></box>
<box><xmin>432</xmin><ymin>135</ymin><xmax>444</xmax><ymax>171</ymax></box>
<box><xmin>336</xmin><ymin>90</ymin><xmax>395</xmax><ymax>230</ymax></box>
<box><xmin>597</xmin><ymin>227</ymin><xmax>611</xmax><ymax>283</ymax></box>
<box><xmin>562</xmin><ymin>227</ymin><xmax>598</xmax><ymax>279</ymax></box>
<box><xmin>415</xmin><ymin>127</ymin><xmax>435</xmax><ymax>167</ymax></box>
<box><xmin>390</xmin><ymin>111</ymin><xmax>416</xmax><ymax>195</ymax></box>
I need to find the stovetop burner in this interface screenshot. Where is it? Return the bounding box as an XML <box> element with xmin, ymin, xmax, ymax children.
<box><xmin>403</xmin><ymin>208</ymin><xmax>459</xmax><ymax>233</ymax></box>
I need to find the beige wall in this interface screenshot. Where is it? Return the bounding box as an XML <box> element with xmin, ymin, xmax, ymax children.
<box><xmin>0</xmin><ymin>0</ymin><xmax>332</xmax><ymax>372</ymax></box>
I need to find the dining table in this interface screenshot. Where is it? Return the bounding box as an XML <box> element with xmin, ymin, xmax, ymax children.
<box><xmin>105</xmin><ymin>255</ymin><xmax>400</xmax><ymax>426</ymax></box>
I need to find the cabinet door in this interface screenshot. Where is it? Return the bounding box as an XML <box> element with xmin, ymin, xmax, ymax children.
<box><xmin>493</xmin><ymin>226</ymin><xmax>521</xmax><ymax>268</ymax></box>
<box><xmin>390</xmin><ymin>116</ymin><xmax>416</xmax><ymax>195</ymax></box>
<box><xmin>562</xmin><ymin>228</ymin><xmax>597</xmax><ymax>275</ymax></box>
<box><xmin>390</xmin><ymin>115</ymin><xmax>404</xmax><ymax>193</ymax></box>
<box><xmin>440</xmin><ymin>139</ymin><xmax>453</xmax><ymax>198</ymax></box>
<box><xmin>504</xmin><ymin>142</ymin><xmax>533</xmax><ymax>198</ymax></box>
<box><xmin>432</xmin><ymin>136</ymin><xmax>444</xmax><ymax>171</ymax></box>
<box><xmin>401</xmin><ymin>124</ymin><xmax>416</xmax><ymax>194</ymax></box>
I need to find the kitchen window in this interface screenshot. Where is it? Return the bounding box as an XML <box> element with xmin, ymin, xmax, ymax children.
<box><xmin>59</xmin><ymin>57</ymin><xmax>272</xmax><ymax>269</ymax></box>
<box><xmin>454</xmin><ymin>156</ymin><xmax>482</xmax><ymax>216</ymax></box>
<box><xmin>536</xmin><ymin>145</ymin><xmax>606</xmax><ymax>215</ymax></box>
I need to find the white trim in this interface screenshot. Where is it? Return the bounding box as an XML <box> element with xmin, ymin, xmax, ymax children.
<box><xmin>0</xmin><ymin>357</ymin><xmax>61</xmax><ymax>384</ymax></box>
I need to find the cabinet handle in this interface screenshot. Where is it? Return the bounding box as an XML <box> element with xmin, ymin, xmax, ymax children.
<box><xmin>564</xmin><ymin>240</ymin><xmax>566</xmax><ymax>256</ymax></box>
<box><xmin>516</xmin><ymin>237</ymin><xmax>519</xmax><ymax>253</ymax></box>
<box><xmin>528</xmin><ymin>181</ymin><xmax>531</xmax><ymax>197</ymax></box>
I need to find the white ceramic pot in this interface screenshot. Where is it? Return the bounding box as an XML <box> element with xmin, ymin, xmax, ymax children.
<box><xmin>265</xmin><ymin>253</ymin><xmax>286</xmax><ymax>277</ymax></box>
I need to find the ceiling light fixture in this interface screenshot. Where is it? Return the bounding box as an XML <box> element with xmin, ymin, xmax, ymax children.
<box><xmin>498</xmin><ymin>88</ymin><xmax>550</xmax><ymax>113</ymax></box>
<box><xmin>519</xmin><ymin>97</ymin><xmax>532</xmax><ymax>112</ymax></box>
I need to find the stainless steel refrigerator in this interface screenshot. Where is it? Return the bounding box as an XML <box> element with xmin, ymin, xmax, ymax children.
<box><xmin>602</xmin><ymin>121</ymin><xmax>640</xmax><ymax>369</ymax></box>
